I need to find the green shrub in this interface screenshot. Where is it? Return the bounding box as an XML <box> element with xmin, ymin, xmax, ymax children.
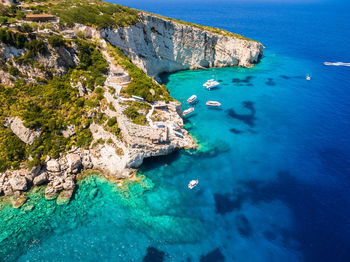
<box><xmin>53</xmin><ymin>1</ymin><xmax>139</xmax><ymax>29</ymax></box>
<box><xmin>124</xmin><ymin>106</ymin><xmax>147</xmax><ymax>125</ymax></box>
<box><xmin>106</xmin><ymin>117</ymin><xmax>117</xmax><ymax>127</ymax></box>
<box><xmin>0</xmin><ymin>28</ymin><xmax>28</xmax><ymax>49</ymax></box>
<box><xmin>107</xmin><ymin>44</ymin><xmax>172</xmax><ymax>102</ymax></box>
<box><xmin>19</xmin><ymin>23</ymin><xmax>33</xmax><ymax>33</ymax></box>
<box><xmin>48</xmin><ymin>35</ymin><xmax>65</xmax><ymax>47</ymax></box>
<box><xmin>108</xmin><ymin>103</ymin><xmax>116</xmax><ymax>111</ymax></box>
<box><xmin>8</xmin><ymin>66</ymin><xmax>20</xmax><ymax>76</ymax></box>
<box><xmin>76</xmin><ymin>129</ymin><xmax>93</xmax><ymax>148</ymax></box>
<box><xmin>0</xmin><ymin>128</ymin><xmax>26</xmax><ymax>172</ymax></box>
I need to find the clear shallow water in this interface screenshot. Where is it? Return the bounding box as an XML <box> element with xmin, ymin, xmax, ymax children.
<box><xmin>1</xmin><ymin>1</ymin><xmax>350</xmax><ymax>262</ymax></box>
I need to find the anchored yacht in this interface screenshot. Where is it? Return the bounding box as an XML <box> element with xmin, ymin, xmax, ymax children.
<box><xmin>203</xmin><ymin>79</ymin><xmax>220</xmax><ymax>90</ymax></box>
<box><xmin>188</xmin><ymin>180</ymin><xmax>198</xmax><ymax>189</ymax></box>
<box><xmin>183</xmin><ymin>107</ymin><xmax>194</xmax><ymax>116</ymax></box>
<box><xmin>206</xmin><ymin>101</ymin><xmax>221</xmax><ymax>107</ymax></box>
<box><xmin>187</xmin><ymin>95</ymin><xmax>197</xmax><ymax>104</ymax></box>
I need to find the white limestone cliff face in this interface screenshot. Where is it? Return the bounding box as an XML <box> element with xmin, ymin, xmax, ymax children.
<box><xmin>102</xmin><ymin>13</ymin><xmax>264</xmax><ymax>77</ymax></box>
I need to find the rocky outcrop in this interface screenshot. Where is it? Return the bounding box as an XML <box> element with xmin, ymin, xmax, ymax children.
<box><xmin>9</xmin><ymin>173</ymin><xmax>28</xmax><ymax>191</ymax></box>
<box><xmin>7</xmin><ymin>117</ymin><xmax>41</xmax><ymax>145</ymax></box>
<box><xmin>0</xmin><ymin>39</ymin><xmax>79</xmax><ymax>86</ymax></box>
<box><xmin>103</xmin><ymin>13</ymin><xmax>264</xmax><ymax>77</ymax></box>
<box><xmin>33</xmin><ymin>172</ymin><xmax>48</xmax><ymax>186</ymax></box>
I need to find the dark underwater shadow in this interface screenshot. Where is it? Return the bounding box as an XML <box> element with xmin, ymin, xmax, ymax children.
<box><xmin>235</xmin><ymin>214</ymin><xmax>253</xmax><ymax>238</ymax></box>
<box><xmin>226</xmin><ymin>101</ymin><xmax>256</xmax><ymax>127</ymax></box>
<box><xmin>200</xmin><ymin>248</ymin><xmax>225</xmax><ymax>262</ymax></box>
<box><xmin>207</xmin><ymin>106</ymin><xmax>223</xmax><ymax>111</ymax></box>
<box><xmin>230</xmin><ymin>128</ymin><xmax>244</xmax><ymax>134</ymax></box>
<box><xmin>183</xmin><ymin>139</ymin><xmax>231</xmax><ymax>160</ymax></box>
<box><xmin>265</xmin><ymin>78</ymin><xmax>276</xmax><ymax>86</ymax></box>
<box><xmin>182</xmin><ymin>113</ymin><xmax>198</xmax><ymax>121</ymax></box>
<box><xmin>158</xmin><ymin>72</ymin><xmax>170</xmax><ymax>85</ymax></box>
<box><xmin>140</xmin><ymin>151</ymin><xmax>182</xmax><ymax>172</ymax></box>
<box><xmin>143</xmin><ymin>247</ymin><xmax>166</xmax><ymax>262</ymax></box>
<box><xmin>280</xmin><ymin>75</ymin><xmax>291</xmax><ymax>80</ymax></box>
<box><xmin>213</xmin><ymin>170</ymin><xmax>350</xmax><ymax>262</ymax></box>
<box><xmin>232</xmin><ymin>76</ymin><xmax>254</xmax><ymax>86</ymax></box>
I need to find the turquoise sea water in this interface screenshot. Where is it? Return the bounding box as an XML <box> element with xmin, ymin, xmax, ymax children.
<box><xmin>1</xmin><ymin>1</ymin><xmax>350</xmax><ymax>261</ymax></box>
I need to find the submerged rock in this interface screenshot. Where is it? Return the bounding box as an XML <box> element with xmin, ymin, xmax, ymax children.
<box><xmin>23</xmin><ymin>204</ymin><xmax>35</xmax><ymax>212</ymax></box>
<box><xmin>45</xmin><ymin>185</ymin><xmax>58</xmax><ymax>200</ymax></box>
<box><xmin>12</xmin><ymin>195</ymin><xmax>28</xmax><ymax>209</ymax></box>
<box><xmin>57</xmin><ymin>189</ymin><xmax>74</xmax><ymax>205</ymax></box>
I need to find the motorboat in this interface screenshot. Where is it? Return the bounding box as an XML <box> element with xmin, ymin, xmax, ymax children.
<box><xmin>206</xmin><ymin>101</ymin><xmax>221</xmax><ymax>107</ymax></box>
<box><xmin>203</xmin><ymin>79</ymin><xmax>220</xmax><ymax>90</ymax></box>
<box><xmin>324</xmin><ymin>62</ymin><xmax>350</xmax><ymax>67</ymax></box>
<box><xmin>188</xmin><ymin>180</ymin><xmax>198</xmax><ymax>189</ymax></box>
<box><xmin>187</xmin><ymin>95</ymin><xmax>197</xmax><ymax>104</ymax></box>
<box><xmin>183</xmin><ymin>107</ymin><xmax>194</xmax><ymax>116</ymax></box>
<box><xmin>306</xmin><ymin>75</ymin><xmax>311</xmax><ymax>81</ymax></box>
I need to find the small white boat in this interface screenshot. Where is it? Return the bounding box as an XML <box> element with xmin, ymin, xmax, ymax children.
<box><xmin>187</xmin><ymin>95</ymin><xmax>197</xmax><ymax>104</ymax></box>
<box><xmin>188</xmin><ymin>180</ymin><xmax>198</xmax><ymax>189</ymax></box>
<box><xmin>324</xmin><ymin>62</ymin><xmax>350</xmax><ymax>67</ymax></box>
<box><xmin>203</xmin><ymin>79</ymin><xmax>220</xmax><ymax>90</ymax></box>
<box><xmin>206</xmin><ymin>101</ymin><xmax>221</xmax><ymax>107</ymax></box>
<box><xmin>306</xmin><ymin>75</ymin><xmax>311</xmax><ymax>81</ymax></box>
<box><xmin>183</xmin><ymin>107</ymin><xmax>194</xmax><ymax>116</ymax></box>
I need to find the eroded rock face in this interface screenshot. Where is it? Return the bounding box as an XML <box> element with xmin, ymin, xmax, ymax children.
<box><xmin>7</xmin><ymin>117</ymin><xmax>41</xmax><ymax>145</ymax></box>
<box><xmin>66</xmin><ymin>153</ymin><xmax>82</xmax><ymax>174</ymax></box>
<box><xmin>46</xmin><ymin>159</ymin><xmax>61</xmax><ymax>173</ymax></box>
<box><xmin>103</xmin><ymin>13</ymin><xmax>264</xmax><ymax>77</ymax></box>
<box><xmin>45</xmin><ymin>185</ymin><xmax>58</xmax><ymax>200</ymax></box>
<box><xmin>33</xmin><ymin>172</ymin><xmax>49</xmax><ymax>186</ymax></box>
<box><xmin>9</xmin><ymin>174</ymin><xmax>28</xmax><ymax>191</ymax></box>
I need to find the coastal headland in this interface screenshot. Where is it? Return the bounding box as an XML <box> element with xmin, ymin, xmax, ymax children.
<box><xmin>0</xmin><ymin>0</ymin><xmax>264</xmax><ymax>206</ymax></box>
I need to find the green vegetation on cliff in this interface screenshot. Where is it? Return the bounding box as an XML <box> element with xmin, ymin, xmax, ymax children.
<box><xmin>21</xmin><ymin>0</ymin><xmax>138</xmax><ymax>29</ymax></box>
<box><xmin>0</xmin><ymin>32</ymin><xmax>108</xmax><ymax>171</ymax></box>
<box><xmin>106</xmin><ymin>43</ymin><xmax>172</xmax><ymax>103</ymax></box>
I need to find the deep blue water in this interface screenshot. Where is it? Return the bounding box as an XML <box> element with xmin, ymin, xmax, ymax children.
<box><xmin>2</xmin><ymin>1</ymin><xmax>350</xmax><ymax>261</ymax></box>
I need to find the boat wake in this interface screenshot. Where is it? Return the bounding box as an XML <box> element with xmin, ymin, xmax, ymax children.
<box><xmin>324</xmin><ymin>62</ymin><xmax>350</xmax><ymax>67</ymax></box>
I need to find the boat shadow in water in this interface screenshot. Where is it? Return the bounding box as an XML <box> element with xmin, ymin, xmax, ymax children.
<box><xmin>207</xmin><ymin>106</ymin><xmax>223</xmax><ymax>111</ymax></box>
<box><xmin>226</xmin><ymin>101</ymin><xmax>256</xmax><ymax>127</ymax></box>
<box><xmin>191</xmin><ymin>100</ymin><xmax>200</xmax><ymax>106</ymax></box>
<box><xmin>183</xmin><ymin>113</ymin><xmax>198</xmax><ymax>122</ymax></box>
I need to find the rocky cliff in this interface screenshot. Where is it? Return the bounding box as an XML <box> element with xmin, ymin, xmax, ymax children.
<box><xmin>0</xmin><ymin>0</ymin><xmax>263</xmax><ymax>205</ymax></box>
<box><xmin>103</xmin><ymin>13</ymin><xmax>264</xmax><ymax>77</ymax></box>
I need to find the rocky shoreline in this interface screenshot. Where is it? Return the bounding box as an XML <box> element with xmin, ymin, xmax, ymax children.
<box><xmin>0</xmin><ymin>11</ymin><xmax>263</xmax><ymax>206</ymax></box>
